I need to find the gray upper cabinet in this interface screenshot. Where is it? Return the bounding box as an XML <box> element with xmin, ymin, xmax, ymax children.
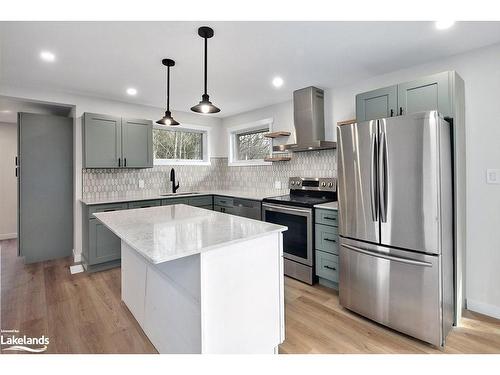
<box><xmin>397</xmin><ymin>71</ymin><xmax>452</xmax><ymax>117</ymax></box>
<box><xmin>83</xmin><ymin>113</ymin><xmax>152</xmax><ymax>168</ymax></box>
<box><xmin>121</xmin><ymin>118</ymin><xmax>153</xmax><ymax>168</ymax></box>
<box><xmin>83</xmin><ymin>113</ymin><xmax>122</xmax><ymax>168</ymax></box>
<box><xmin>355</xmin><ymin>71</ymin><xmax>456</xmax><ymax>122</ymax></box>
<box><xmin>355</xmin><ymin>85</ymin><xmax>397</xmax><ymax>122</ymax></box>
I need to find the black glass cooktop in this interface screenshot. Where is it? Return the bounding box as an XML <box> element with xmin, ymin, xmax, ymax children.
<box><xmin>263</xmin><ymin>191</ymin><xmax>336</xmax><ymax>208</ymax></box>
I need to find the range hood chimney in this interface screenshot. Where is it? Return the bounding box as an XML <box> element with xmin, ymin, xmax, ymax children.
<box><xmin>274</xmin><ymin>86</ymin><xmax>336</xmax><ymax>152</ymax></box>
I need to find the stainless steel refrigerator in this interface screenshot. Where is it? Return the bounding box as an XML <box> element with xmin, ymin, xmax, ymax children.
<box><xmin>337</xmin><ymin>110</ymin><xmax>454</xmax><ymax>347</ymax></box>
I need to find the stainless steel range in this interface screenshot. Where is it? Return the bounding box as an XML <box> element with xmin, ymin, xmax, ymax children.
<box><xmin>262</xmin><ymin>177</ymin><xmax>337</xmax><ymax>284</ymax></box>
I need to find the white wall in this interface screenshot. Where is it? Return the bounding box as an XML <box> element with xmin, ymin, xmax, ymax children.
<box><xmin>0</xmin><ymin>84</ymin><xmax>224</xmax><ymax>261</ymax></box>
<box><xmin>328</xmin><ymin>43</ymin><xmax>500</xmax><ymax>318</ymax></box>
<box><xmin>0</xmin><ymin>122</ymin><xmax>17</xmax><ymax>239</ymax></box>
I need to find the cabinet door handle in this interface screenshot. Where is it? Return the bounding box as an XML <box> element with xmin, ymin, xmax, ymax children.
<box><xmin>124</xmin><ymin>158</ymin><xmax>127</xmax><ymax>167</ymax></box>
<box><xmin>324</xmin><ymin>265</ymin><xmax>337</xmax><ymax>271</ymax></box>
<box><xmin>390</xmin><ymin>109</ymin><xmax>394</xmax><ymax>117</ymax></box>
<box><xmin>324</xmin><ymin>238</ymin><xmax>336</xmax><ymax>243</ymax></box>
<box><xmin>118</xmin><ymin>158</ymin><xmax>121</xmax><ymax>167</ymax></box>
<box><xmin>15</xmin><ymin>156</ymin><xmax>18</xmax><ymax>166</ymax></box>
<box><xmin>103</xmin><ymin>209</ymin><xmax>116</xmax><ymax>212</ymax></box>
<box><xmin>15</xmin><ymin>167</ymin><xmax>18</xmax><ymax>177</ymax></box>
<box><xmin>399</xmin><ymin>107</ymin><xmax>403</xmax><ymax>115</ymax></box>
<box><xmin>324</xmin><ymin>216</ymin><xmax>336</xmax><ymax>221</ymax></box>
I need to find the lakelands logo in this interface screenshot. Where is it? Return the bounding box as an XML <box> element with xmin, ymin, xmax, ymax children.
<box><xmin>1</xmin><ymin>329</ymin><xmax>49</xmax><ymax>353</ymax></box>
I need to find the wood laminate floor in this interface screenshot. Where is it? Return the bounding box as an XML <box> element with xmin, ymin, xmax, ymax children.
<box><xmin>2</xmin><ymin>238</ymin><xmax>500</xmax><ymax>354</ymax></box>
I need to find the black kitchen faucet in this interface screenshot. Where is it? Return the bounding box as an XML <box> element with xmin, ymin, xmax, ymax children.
<box><xmin>170</xmin><ymin>168</ymin><xmax>180</xmax><ymax>193</ymax></box>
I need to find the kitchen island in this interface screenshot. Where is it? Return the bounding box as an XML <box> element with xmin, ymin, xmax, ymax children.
<box><xmin>94</xmin><ymin>204</ymin><xmax>287</xmax><ymax>354</ymax></box>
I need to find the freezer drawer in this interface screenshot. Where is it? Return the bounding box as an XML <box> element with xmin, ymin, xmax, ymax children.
<box><xmin>339</xmin><ymin>237</ymin><xmax>444</xmax><ymax>347</ymax></box>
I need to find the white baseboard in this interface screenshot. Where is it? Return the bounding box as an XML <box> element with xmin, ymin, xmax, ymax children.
<box><xmin>0</xmin><ymin>233</ymin><xmax>17</xmax><ymax>240</ymax></box>
<box><xmin>466</xmin><ymin>299</ymin><xmax>500</xmax><ymax>319</ymax></box>
<box><xmin>73</xmin><ymin>248</ymin><xmax>82</xmax><ymax>263</ymax></box>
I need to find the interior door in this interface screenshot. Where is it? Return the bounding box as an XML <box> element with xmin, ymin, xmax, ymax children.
<box><xmin>379</xmin><ymin>111</ymin><xmax>441</xmax><ymax>254</ymax></box>
<box><xmin>121</xmin><ymin>118</ymin><xmax>153</xmax><ymax>168</ymax></box>
<box><xmin>337</xmin><ymin>120</ymin><xmax>379</xmax><ymax>244</ymax></box>
<box><xmin>18</xmin><ymin>113</ymin><xmax>73</xmax><ymax>263</ymax></box>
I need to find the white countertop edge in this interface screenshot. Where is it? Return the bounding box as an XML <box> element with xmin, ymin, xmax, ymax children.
<box><xmin>81</xmin><ymin>190</ymin><xmax>282</xmax><ymax>206</ymax></box>
<box><xmin>93</xmin><ymin>206</ymin><xmax>287</xmax><ymax>264</ymax></box>
<box><xmin>314</xmin><ymin>201</ymin><xmax>339</xmax><ymax>210</ymax></box>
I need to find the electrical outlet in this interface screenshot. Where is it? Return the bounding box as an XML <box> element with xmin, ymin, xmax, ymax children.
<box><xmin>487</xmin><ymin>169</ymin><xmax>500</xmax><ymax>184</ymax></box>
<box><xmin>274</xmin><ymin>181</ymin><xmax>282</xmax><ymax>189</ymax></box>
<box><xmin>138</xmin><ymin>179</ymin><xmax>145</xmax><ymax>189</ymax></box>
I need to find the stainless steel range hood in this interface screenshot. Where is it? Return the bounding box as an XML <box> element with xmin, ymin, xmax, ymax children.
<box><xmin>273</xmin><ymin>86</ymin><xmax>336</xmax><ymax>152</ymax></box>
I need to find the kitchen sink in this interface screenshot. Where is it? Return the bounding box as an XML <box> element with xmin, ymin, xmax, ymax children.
<box><xmin>160</xmin><ymin>192</ymin><xmax>200</xmax><ymax>197</ymax></box>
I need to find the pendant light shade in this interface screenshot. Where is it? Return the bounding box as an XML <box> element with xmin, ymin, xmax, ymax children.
<box><xmin>191</xmin><ymin>26</ymin><xmax>220</xmax><ymax>114</ymax></box>
<box><xmin>157</xmin><ymin>58</ymin><xmax>180</xmax><ymax>126</ymax></box>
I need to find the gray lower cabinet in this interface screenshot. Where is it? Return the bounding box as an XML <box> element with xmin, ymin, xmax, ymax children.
<box><xmin>213</xmin><ymin>196</ymin><xmax>261</xmax><ymax>220</ymax></box>
<box><xmin>161</xmin><ymin>195</ymin><xmax>213</xmax><ymax>209</ymax></box>
<box><xmin>355</xmin><ymin>85</ymin><xmax>397</xmax><ymax>122</ymax></box>
<box><xmin>314</xmin><ymin>208</ymin><xmax>339</xmax><ymax>289</ymax></box>
<box><xmin>82</xmin><ymin>202</ymin><xmax>129</xmax><ymax>272</ymax></box>
<box><xmin>355</xmin><ymin>71</ymin><xmax>457</xmax><ymax>122</ymax></box>
<box><xmin>83</xmin><ymin>113</ymin><xmax>152</xmax><ymax>169</ymax></box>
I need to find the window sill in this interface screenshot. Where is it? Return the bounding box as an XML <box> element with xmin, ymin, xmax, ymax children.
<box><xmin>154</xmin><ymin>159</ymin><xmax>211</xmax><ymax>166</ymax></box>
<box><xmin>228</xmin><ymin>160</ymin><xmax>272</xmax><ymax>167</ymax></box>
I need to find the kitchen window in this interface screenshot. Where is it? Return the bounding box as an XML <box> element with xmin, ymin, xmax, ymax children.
<box><xmin>153</xmin><ymin>124</ymin><xmax>210</xmax><ymax>165</ymax></box>
<box><xmin>228</xmin><ymin>118</ymin><xmax>273</xmax><ymax>166</ymax></box>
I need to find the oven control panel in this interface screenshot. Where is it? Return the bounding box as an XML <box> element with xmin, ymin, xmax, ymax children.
<box><xmin>289</xmin><ymin>177</ymin><xmax>336</xmax><ymax>192</ymax></box>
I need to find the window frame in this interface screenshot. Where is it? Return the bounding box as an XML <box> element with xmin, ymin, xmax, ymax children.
<box><xmin>153</xmin><ymin>123</ymin><xmax>211</xmax><ymax>166</ymax></box>
<box><xmin>227</xmin><ymin>118</ymin><xmax>273</xmax><ymax>167</ymax></box>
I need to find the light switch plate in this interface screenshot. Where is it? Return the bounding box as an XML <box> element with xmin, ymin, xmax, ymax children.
<box><xmin>486</xmin><ymin>169</ymin><xmax>500</xmax><ymax>184</ymax></box>
<box><xmin>138</xmin><ymin>180</ymin><xmax>145</xmax><ymax>188</ymax></box>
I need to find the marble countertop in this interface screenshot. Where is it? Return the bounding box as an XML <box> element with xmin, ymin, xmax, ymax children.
<box><xmin>80</xmin><ymin>189</ymin><xmax>284</xmax><ymax>206</ymax></box>
<box><xmin>314</xmin><ymin>201</ymin><xmax>338</xmax><ymax>210</ymax></box>
<box><xmin>94</xmin><ymin>204</ymin><xmax>287</xmax><ymax>264</ymax></box>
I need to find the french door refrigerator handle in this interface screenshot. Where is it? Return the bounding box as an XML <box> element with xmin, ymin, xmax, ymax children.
<box><xmin>379</xmin><ymin>130</ymin><xmax>388</xmax><ymax>223</ymax></box>
<box><xmin>370</xmin><ymin>129</ymin><xmax>378</xmax><ymax>222</ymax></box>
<box><xmin>341</xmin><ymin>244</ymin><xmax>432</xmax><ymax>267</ymax></box>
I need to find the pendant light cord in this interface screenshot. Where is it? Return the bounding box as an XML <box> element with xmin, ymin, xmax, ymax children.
<box><xmin>166</xmin><ymin>66</ymin><xmax>170</xmax><ymax>111</ymax></box>
<box><xmin>204</xmin><ymin>36</ymin><xmax>208</xmax><ymax>95</ymax></box>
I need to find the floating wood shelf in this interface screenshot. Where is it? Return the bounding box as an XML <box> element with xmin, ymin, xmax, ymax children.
<box><xmin>264</xmin><ymin>131</ymin><xmax>291</xmax><ymax>138</ymax></box>
<box><xmin>264</xmin><ymin>156</ymin><xmax>291</xmax><ymax>162</ymax></box>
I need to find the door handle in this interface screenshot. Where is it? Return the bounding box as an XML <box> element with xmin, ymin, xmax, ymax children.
<box><xmin>390</xmin><ymin>109</ymin><xmax>394</xmax><ymax>117</ymax></box>
<box><xmin>324</xmin><ymin>265</ymin><xmax>337</xmax><ymax>271</ymax></box>
<box><xmin>378</xmin><ymin>131</ymin><xmax>388</xmax><ymax>223</ymax></box>
<box><xmin>324</xmin><ymin>238</ymin><xmax>336</xmax><ymax>243</ymax></box>
<box><xmin>370</xmin><ymin>130</ymin><xmax>378</xmax><ymax>222</ymax></box>
<box><xmin>341</xmin><ymin>244</ymin><xmax>432</xmax><ymax>267</ymax></box>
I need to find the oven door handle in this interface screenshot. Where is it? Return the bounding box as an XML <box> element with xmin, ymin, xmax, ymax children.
<box><xmin>262</xmin><ymin>203</ymin><xmax>312</xmax><ymax>215</ymax></box>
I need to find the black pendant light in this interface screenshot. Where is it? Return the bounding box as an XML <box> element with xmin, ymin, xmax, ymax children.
<box><xmin>157</xmin><ymin>58</ymin><xmax>180</xmax><ymax>126</ymax></box>
<box><xmin>191</xmin><ymin>26</ymin><xmax>220</xmax><ymax>114</ymax></box>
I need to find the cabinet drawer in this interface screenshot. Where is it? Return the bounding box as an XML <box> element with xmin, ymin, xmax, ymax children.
<box><xmin>315</xmin><ymin>250</ymin><xmax>339</xmax><ymax>283</ymax></box>
<box><xmin>315</xmin><ymin>209</ymin><xmax>339</xmax><ymax>227</ymax></box>
<box><xmin>88</xmin><ymin>202</ymin><xmax>129</xmax><ymax>219</ymax></box>
<box><xmin>161</xmin><ymin>198</ymin><xmax>189</xmax><ymax>206</ymax></box>
<box><xmin>128</xmin><ymin>200</ymin><xmax>161</xmax><ymax>209</ymax></box>
<box><xmin>188</xmin><ymin>195</ymin><xmax>213</xmax><ymax>207</ymax></box>
<box><xmin>214</xmin><ymin>196</ymin><xmax>233</xmax><ymax>207</ymax></box>
<box><xmin>315</xmin><ymin>223</ymin><xmax>339</xmax><ymax>254</ymax></box>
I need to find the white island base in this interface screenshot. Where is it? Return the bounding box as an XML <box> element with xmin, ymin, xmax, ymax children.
<box><xmin>121</xmin><ymin>233</ymin><xmax>285</xmax><ymax>354</ymax></box>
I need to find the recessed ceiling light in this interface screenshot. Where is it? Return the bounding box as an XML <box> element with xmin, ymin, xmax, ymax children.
<box><xmin>40</xmin><ymin>51</ymin><xmax>56</xmax><ymax>62</ymax></box>
<box><xmin>272</xmin><ymin>76</ymin><xmax>284</xmax><ymax>88</ymax></box>
<box><xmin>0</xmin><ymin>110</ymin><xmax>12</xmax><ymax>113</ymax></box>
<box><xmin>435</xmin><ymin>21</ymin><xmax>455</xmax><ymax>30</ymax></box>
<box><xmin>126</xmin><ymin>88</ymin><xmax>138</xmax><ymax>96</ymax></box>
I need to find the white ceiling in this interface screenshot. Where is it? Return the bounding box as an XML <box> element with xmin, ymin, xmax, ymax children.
<box><xmin>1</xmin><ymin>21</ymin><xmax>500</xmax><ymax>117</ymax></box>
<box><xmin>0</xmin><ymin>97</ymin><xmax>72</xmax><ymax>123</ymax></box>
